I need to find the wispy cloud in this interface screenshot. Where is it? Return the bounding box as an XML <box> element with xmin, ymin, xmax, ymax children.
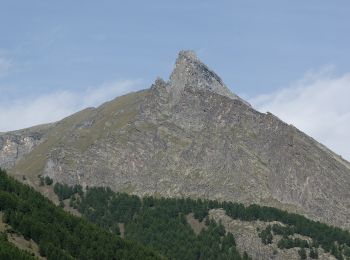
<box><xmin>0</xmin><ymin>80</ymin><xmax>143</xmax><ymax>132</ymax></box>
<box><xmin>250</xmin><ymin>67</ymin><xmax>350</xmax><ymax>161</ymax></box>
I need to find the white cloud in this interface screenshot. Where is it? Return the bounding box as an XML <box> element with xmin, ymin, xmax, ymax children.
<box><xmin>0</xmin><ymin>80</ymin><xmax>142</xmax><ymax>132</ymax></box>
<box><xmin>250</xmin><ymin>67</ymin><xmax>350</xmax><ymax>161</ymax></box>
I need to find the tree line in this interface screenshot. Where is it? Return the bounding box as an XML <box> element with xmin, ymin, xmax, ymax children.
<box><xmin>76</xmin><ymin>187</ymin><xmax>248</xmax><ymax>260</ymax></box>
<box><xmin>71</xmin><ymin>185</ymin><xmax>350</xmax><ymax>260</ymax></box>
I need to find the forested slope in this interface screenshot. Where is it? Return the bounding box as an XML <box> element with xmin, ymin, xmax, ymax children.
<box><xmin>2</xmin><ymin>166</ymin><xmax>350</xmax><ymax>259</ymax></box>
<box><xmin>56</xmin><ymin>183</ymin><xmax>350</xmax><ymax>260</ymax></box>
<box><xmin>0</xmin><ymin>169</ymin><xmax>161</xmax><ymax>260</ymax></box>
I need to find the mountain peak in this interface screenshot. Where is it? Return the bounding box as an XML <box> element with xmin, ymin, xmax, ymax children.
<box><xmin>169</xmin><ymin>50</ymin><xmax>250</xmax><ymax>106</ymax></box>
<box><xmin>178</xmin><ymin>50</ymin><xmax>198</xmax><ymax>62</ymax></box>
<box><xmin>2</xmin><ymin>50</ymin><xmax>350</xmax><ymax>232</ymax></box>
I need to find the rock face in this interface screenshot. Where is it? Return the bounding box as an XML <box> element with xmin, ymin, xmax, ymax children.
<box><xmin>169</xmin><ymin>50</ymin><xmax>250</xmax><ymax>106</ymax></box>
<box><xmin>2</xmin><ymin>51</ymin><xmax>350</xmax><ymax>230</ymax></box>
<box><xmin>0</xmin><ymin>126</ymin><xmax>51</xmax><ymax>169</ymax></box>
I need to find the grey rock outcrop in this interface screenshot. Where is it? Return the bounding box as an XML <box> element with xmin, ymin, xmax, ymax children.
<box><xmin>169</xmin><ymin>50</ymin><xmax>250</xmax><ymax>106</ymax></box>
<box><xmin>2</xmin><ymin>51</ymin><xmax>350</xmax><ymax>231</ymax></box>
<box><xmin>0</xmin><ymin>125</ymin><xmax>51</xmax><ymax>169</ymax></box>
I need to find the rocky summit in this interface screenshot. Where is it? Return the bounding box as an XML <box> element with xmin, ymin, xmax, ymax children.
<box><xmin>1</xmin><ymin>51</ymin><xmax>350</xmax><ymax>230</ymax></box>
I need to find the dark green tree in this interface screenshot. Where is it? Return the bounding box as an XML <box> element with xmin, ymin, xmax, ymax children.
<box><xmin>44</xmin><ymin>177</ymin><xmax>53</xmax><ymax>185</ymax></box>
<box><xmin>309</xmin><ymin>248</ymin><xmax>319</xmax><ymax>259</ymax></box>
<box><xmin>298</xmin><ymin>248</ymin><xmax>307</xmax><ymax>259</ymax></box>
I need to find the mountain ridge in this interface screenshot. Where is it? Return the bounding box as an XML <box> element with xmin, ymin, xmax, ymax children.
<box><xmin>1</xmin><ymin>51</ymin><xmax>349</xmax><ymax>230</ymax></box>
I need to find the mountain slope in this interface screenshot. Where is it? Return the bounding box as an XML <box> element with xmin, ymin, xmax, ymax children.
<box><xmin>1</xmin><ymin>51</ymin><xmax>349</xmax><ymax>230</ymax></box>
<box><xmin>62</xmin><ymin>183</ymin><xmax>350</xmax><ymax>259</ymax></box>
<box><xmin>0</xmin><ymin>169</ymin><xmax>162</xmax><ymax>259</ymax></box>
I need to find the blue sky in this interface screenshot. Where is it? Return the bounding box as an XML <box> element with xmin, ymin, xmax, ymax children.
<box><xmin>1</xmin><ymin>1</ymin><xmax>350</xmax><ymax>159</ymax></box>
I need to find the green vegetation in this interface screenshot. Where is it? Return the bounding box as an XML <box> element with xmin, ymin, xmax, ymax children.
<box><xmin>67</xmin><ymin>185</ymin><xmax>350</xmax><ymax>260</ymax></box>
<box><xmin>54</xmin><ymin>182</ymin><xmax>83</xmax><ymax>201</ymax></box>
<box><xmin>309</xmin><ymin>248</ymin><xmax>319</xmax><ymax>259</ymax></box>
<box><xmin>44</xmin><ymin>176</ymin><xmax>53</xmax><ymax>186</ymax></box>
<box><xmin>259</xmin><ymin>224</ymin><xmax>312</xmax><ymax>251</ymax></box>
<box><xmin>0</xmin><ymin>232</ymin><xmax>36</xmax><ymax>260</ymax></box>
<box><xmin>257</xmin><ymin>222</ymin><xmax>350</xmax><ymax>259</ymax></box>
<box><xmin>258</xmin><ymin>225</ymin><xmax>273</xmax><ymax>244</ymax></box>
<box><xmin>75</xmin><ymin>187</ymin><xmax>247</xmax><ymax>260</ymax></box>
<box><xmin>277</xmin><ymin>237</ymin><xmax>309</xmax><ymax>249</ymax></box>
<box><xmin>3</xmin><ymin>166</ymin><xmax>350</xmax><ymax>260</ymax></box>
<box><xmin>298</xmin><ymin>247</ymin><xmax>307</xmax><ymax>259</ymax></box>
<box><xmin>0</xmin><ymin>169</ymin><xmax>161</xmax><ymax>260</ymax></box>
<box><xmin>343</xmin><ymin>245</ymin><xmax>350</xmax><ymax>257</ymax></box>
<box><xmin>228</xmin><ymin>205</ymin><xmax>350</xmax><ymax>259</ymax></box>
<box><xmin>38</xmin><ymin>175</ymin><xmax>53</xmax><ymax>186</ymax></box>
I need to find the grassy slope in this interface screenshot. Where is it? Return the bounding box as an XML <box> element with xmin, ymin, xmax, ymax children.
<box><xmin>10</xmin><ymin>90</ymin><xmax>148</xmax><ymax>185</ymax></box>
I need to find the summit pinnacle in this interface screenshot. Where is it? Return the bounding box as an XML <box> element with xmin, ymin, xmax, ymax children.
<box><xmin>169</xmin><ymin>50</ymin><xmax>250</xmax><ymax>106</ymax></box>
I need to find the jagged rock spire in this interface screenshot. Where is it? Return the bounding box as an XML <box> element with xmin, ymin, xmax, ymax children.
<box><xmin>169</xmin><ymin>50</ymin><xmax>250</xmax><ymax>106</ymax></box>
